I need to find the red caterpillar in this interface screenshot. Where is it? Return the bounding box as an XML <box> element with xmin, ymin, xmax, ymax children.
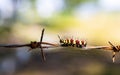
<box><xmin>58</xmin><ymin>35</ymin><xmax>87</xmax><ymax>48</ymax></box>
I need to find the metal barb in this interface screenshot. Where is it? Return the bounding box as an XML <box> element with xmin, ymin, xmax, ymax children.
<box><xmin>112</xmin><ymin>52</ymin><xmax>116</xmax><ymax>63</ymax></box>
<box><xmin>39</xmin><ymin>28</ymin><xmax>46</xmax><ymax>62</ymax></box>
<box><xmin>108</xmin><ymin>41</ymin><xmax>118</xmax><ymax>50</ymax></box>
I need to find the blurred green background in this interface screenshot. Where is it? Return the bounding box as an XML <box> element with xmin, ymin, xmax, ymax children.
<box><xmin>0</xmin><ymin>0</ymin><xmax>120</xmax><ymax>75</ymax></box>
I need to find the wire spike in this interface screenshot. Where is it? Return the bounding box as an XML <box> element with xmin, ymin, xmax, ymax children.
<box><xmin>108</xmin><ymin>41</ymin><xmax>115</xmax><ymax>47</ymax></box>
<box><xmin>39</xmin><ymin>28</ymin><xmax>46</xmax><ymax>62</ymax></box>
<box><xmin>108</xmin><ymin>41</ymin><xmax>118</xmax><ymax>51</ymax></box>
<box><xmin>112</xmin><ymin>52</ymin><xmax>116</xmax><ymax>63</ymax></box>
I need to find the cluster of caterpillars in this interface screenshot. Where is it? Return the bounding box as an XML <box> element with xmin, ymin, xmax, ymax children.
<box><xmin>58</xmin><ymin>35</ymin><xmax>87</xmax><ymax>48</ymax></box>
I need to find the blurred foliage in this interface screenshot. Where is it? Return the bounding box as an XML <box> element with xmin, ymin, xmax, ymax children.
<box><xmin>41</xmin><ymin>15</ymin><xmax>80</xmax><ymax>31</ymax></box>
<box><xmin>63</xmin><ymin>0</ymin><xmax>97</xmax><ymax>14</ymax></box>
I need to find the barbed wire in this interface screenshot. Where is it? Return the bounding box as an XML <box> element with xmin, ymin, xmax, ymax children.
<box><xmin>0</xmin><ymin>28</ymin><xmax>120</xmax><ymax>63</ymax></box>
